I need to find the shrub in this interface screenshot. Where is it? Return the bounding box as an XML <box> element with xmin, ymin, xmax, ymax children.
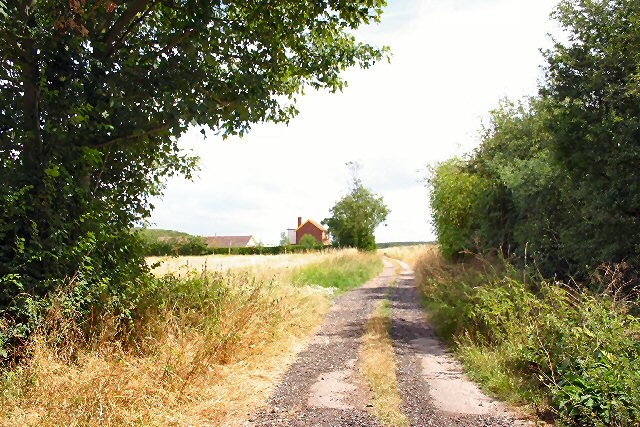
<box><xmin>415</xmin><ymin>252</ymin><xmax>640</xmax><ymax>426</ymax></box>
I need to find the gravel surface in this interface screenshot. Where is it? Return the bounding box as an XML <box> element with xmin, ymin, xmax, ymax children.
<box><xmin>247</xmin><ymin>259</ymin><xmax>533</xmax><ymax>427</ymax></box>
<box><xmin>247</xmin><ymin>261</ymin><xmax>397</xmax><ymax>427</ymax></box>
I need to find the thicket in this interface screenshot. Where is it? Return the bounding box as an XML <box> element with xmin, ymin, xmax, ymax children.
<box><xmin>414</xmin><ymin>249</ymin><xmax>640</xmax><ymax>426</ymax></box>
<box><xmin>429</xmin><ymin>0</ymin><xmax>640</xmax><ymax>284</ymax></box>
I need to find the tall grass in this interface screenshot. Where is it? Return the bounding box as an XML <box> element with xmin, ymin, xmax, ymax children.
<box><xmin>0</xmin><ymin>249</ymin><xmax>384</xmax><ymax>426</ymax></box>
<box><xmin>414</xmin><ymin>250</ymin><xmax>640</xmax><ymax>426</ymax></box>
<box><xmin>379</xmin><ymin>244</ymin><xmax>436</xmax><ymax>269</ymax></box>
<box><xmin>292</xmin><ymin>250</ymin><xmax>383</xmax><ymax>292</ymax></box>
<box><xmin>0</xmin><ymin>267</ymin><xmax>331</xmax><ymax>426</ymax></box>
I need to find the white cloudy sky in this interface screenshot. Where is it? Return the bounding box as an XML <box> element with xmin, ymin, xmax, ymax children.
<box><xmin>147</xmin><ymin>0</ymin><xmax>560</xmax><ymax>245</ymax></box>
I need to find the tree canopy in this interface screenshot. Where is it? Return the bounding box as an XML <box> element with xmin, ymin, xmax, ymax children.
<box><xmin>323</xmin><ymin>165</ymin><xmax>389</xmax><ymax>251</ymax></box>
<box><xmin>429</xmin><ymin>0</ymin><xmax>640</xmax><ymax>286</ymax></box>
<box><xmin>0</xmin><ymin>0</ymin><xmax>387</xmax><ymax>350</ymax></box>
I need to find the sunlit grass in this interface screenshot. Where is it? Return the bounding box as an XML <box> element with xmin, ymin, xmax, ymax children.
<box><xmin>360</xmin><ymin>290</ymin><xmax>409</xmax><ymax>427</ymax></box>
<box><xmin>292</xmin><ymin>250</ymin><xmax>383</xmax><ymax>292</ymax></box>
<box><xmin>0</xmin><ymin>249</ymin><xmax>387</xmax><ymax>426</ymax></box>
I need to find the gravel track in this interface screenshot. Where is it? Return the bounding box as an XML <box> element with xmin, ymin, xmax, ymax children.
<box><xmin>247</xmin><ymin>260</ymin><xmax>397</xmax><ymax>426</ymax></box>
<box><xmin>247</xmin><ymin>258</ymin><xmax>532</xmax><ymax>427</ymax></box>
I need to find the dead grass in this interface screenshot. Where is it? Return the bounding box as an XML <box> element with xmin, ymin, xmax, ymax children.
<box><xmin>0</xmin><ymin>268</ymin><xmax>331</xmax><ymax>426</ymax></box>
<box><xmin>0</xmin><ymin>249</ymin><xmax>386</xmax><ymax>426</ymax></box>
<box><xmin>147</xmin><ymin>251</ymin><xmax>338</xmax><ymax>277</ymax></box>
<box><xmin>360</xmin><ymin>290</ymin><xmax>409</xmax><ymax>427</ymax></box>
<box><xmin>379</xmin><ymin>244</ymin><xmax>437</xmax><ymax>270</ymax></box>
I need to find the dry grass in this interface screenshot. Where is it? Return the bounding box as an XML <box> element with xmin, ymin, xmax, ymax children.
<box><xmin>360</xmin><ymin>293</ymin><xmax>409</xmax><ymax>427</ymax></box>
<box><xmin>147</xmin><ymin>252</ymin><xmax>335</xmax><ymax>277</ymax></box>
<box><xmin>0</xmin><ymin>269</ymin><xmax>331</xmax><ymax>426</ymax></box>
<box><xmin>0</xmin><ymin>249</ymin><xmax>385</xmax><ymax>427</ymax></box>
<box><xmin>379</xmin><ymin>244</ymin><xmax>437</xmax><ymax>269</ymax></box>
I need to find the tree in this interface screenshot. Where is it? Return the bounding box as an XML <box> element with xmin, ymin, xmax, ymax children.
<box><xmin>428</xmin><ymin>0</ymin><xmax>640</xmax><ymax>283</ymax></box>
<box><xmin>541</xmin><ymin>0</ymin><xmax>640</xmax><ymax>272</ymax></box>
<box><xmin>323</xmin><ymin>165</ymin><xmax>389</xmax><ymax>251</ymax></box>
<box><xmin>279</xmin><ymin>231</ymin><xmax>291</xmax><ymax>246</ymax></box>
<box><xmin>299</xmin><ymin>234</ymin><xmax>320</xmax><ymax>251</ymax></box>
<box><xmin>0</xmin><ymin>0</ymin><xmax>387</xmax><ymax>348</ymax></box>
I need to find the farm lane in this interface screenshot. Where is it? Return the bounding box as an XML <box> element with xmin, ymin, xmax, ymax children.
<box><xmin>247</xmin><ymin>258</ymin><xmax>530</xmax><ymax>427</ymax></box>
<box><xmin>246</xmin><ymin>260</ymin><xmax>396</xmax><ymax>427</ymax></box>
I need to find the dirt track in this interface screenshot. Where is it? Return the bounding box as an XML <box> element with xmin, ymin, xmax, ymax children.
<box><xmin>247</xmin><ymin>259</ymin><xmax>532</xmax><ymax>427</ymax></box>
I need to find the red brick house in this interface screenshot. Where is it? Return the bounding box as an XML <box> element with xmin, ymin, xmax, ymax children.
<box><xmin>295</xmin><ymin>217</ymin><xmax>330</xmax><ymax>246</ymax></box>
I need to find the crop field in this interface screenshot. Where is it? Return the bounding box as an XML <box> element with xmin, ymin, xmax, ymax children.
<box><xmin>147</xmin><ymin>251</ymin><xmax>338</xmax><ymax>277</ymax></box>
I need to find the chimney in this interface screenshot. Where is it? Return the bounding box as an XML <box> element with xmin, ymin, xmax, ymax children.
<box><xmin>298</xmin><ymin>217</ymin><xmax>302</xmax><ymax>227</ymax></box>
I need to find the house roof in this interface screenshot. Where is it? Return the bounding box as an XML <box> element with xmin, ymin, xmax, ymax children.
<box><xmin>296</xmin><ymin>219</ymin><xmax>326</xmax><ymax>232</ymax></box>
<box><xmin>205</xmin><ymin>235</ymin><xmax>254</xmax><ymax>248</ymax></box>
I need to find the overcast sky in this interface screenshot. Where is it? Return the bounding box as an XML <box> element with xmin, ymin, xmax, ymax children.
<box><xmin>147</xmin><ymin>0</ymin><xmax>560</xmax><ymax>245</ymax></box>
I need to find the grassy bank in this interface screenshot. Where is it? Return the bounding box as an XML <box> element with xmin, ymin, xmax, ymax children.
<box><xmin>0</xmin><ymin>250</ymin><xmax>381</xmax><ymax>426</ymax></box>
<box><xmin>413</xmin><ymin>248</ymin><xmax>640</xmax><ymax>426</ymax></box>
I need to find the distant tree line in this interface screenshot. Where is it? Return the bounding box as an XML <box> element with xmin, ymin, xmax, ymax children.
<box><xmin>429</xmin><ymin>0</ymin><xmax>640</xmax><ymax>287</ymax></box>
<box><xmin>141</xmin><ymin>234</ymin><xmax>326</xmax><ymax>256</ymax></box>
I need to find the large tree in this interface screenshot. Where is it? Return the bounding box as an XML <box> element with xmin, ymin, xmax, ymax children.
<box><xmin>323</xmin><ymin>164</ymin><xmax>389</xmax><ymax>251</ymax></box>
<box><xmin>0</xmin><ymin>0</ymin><xmax>387</xmax><ymax>340</ymax></box>
<box><xmin>541</xmin><ymin>0</ymin><xmax>640</xmax><ymax>271</ymax></box>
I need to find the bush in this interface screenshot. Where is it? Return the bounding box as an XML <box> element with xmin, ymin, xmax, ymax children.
<box><xmin>415</xmin><ymin>252</ymin><xmax>640</xmax><ymax>426</ymax></box>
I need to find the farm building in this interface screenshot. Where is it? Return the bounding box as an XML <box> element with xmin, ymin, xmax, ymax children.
<box><xmin>205</xmin><ymin>235</ymin><xmax>257</xmax><ymax>249</ymax></box>
<box><xmin>293</xmin><ymin>217</ymin><xmax>330</xmax><ymax>246</ymax></box>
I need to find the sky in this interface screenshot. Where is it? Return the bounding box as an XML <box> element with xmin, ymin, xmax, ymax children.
<box><xmin>147</xmin><ymin>0</ymin><xmax>561</xmax><ymax>246</ymax></box>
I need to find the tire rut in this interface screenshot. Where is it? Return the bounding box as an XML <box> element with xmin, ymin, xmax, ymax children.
<box><xmin>389</xmin><ymin>260</ymin><xmax>531</xmax><ymax>427</ymax></box>
<box><xmin>247</xmin><ymin>260</ymin><xmax>397</xmax><ymax>427</ymax></box>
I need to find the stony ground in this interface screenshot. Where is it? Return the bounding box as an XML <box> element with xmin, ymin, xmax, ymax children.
<box><xmin>247</xmin><ymin>259</ymin><xmax>533</xmax><ymax>427</ymax></box>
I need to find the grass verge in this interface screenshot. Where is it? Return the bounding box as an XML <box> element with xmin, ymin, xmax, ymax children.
<box><xmin>0</xmin><ymin>266</ymin><xmax>331</xmax><ymax>426</ymax></box>
<box><xmin>292</xmin><ymin>250</ymin><xmax>383</xmax><ymax>293</ymax></box>
<box><xmin>414</xmin><ymin>249</ymin><xmax>640</xmax><ymax>426</ymax></box>
<box><xmin>360</xmin><ymin>282</ymin><xmax>409</xmax><ymax>427</ymax></box>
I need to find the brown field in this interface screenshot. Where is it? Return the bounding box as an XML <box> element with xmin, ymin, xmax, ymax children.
<box><xmin>147</xmin><ymin>251</ymin><xmax>343</xmax><ymax>277</ymax></box>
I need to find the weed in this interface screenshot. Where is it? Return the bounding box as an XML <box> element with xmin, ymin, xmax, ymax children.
<box><xmin>414</xmin><ymin>250</ymin><xmax>640</xmax><ymax>426</ymax></box>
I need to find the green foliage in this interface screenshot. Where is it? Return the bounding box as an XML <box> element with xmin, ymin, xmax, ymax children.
<box><xmin>428</xmin><ymin>158</ymin><xmax>492</xmax><ymax>259</ymax></box>
<box><xmin>299</xmin><ymin>234</ymin><xmax>321</xmax><ymax>250</ymax></box>
<box><xmin>0</xmin><ymin>0</ymin><xmax>387</xmax><ymax>358</ymax></box>
<box><xmin>429</xmin><ymin>0</ymin><xmax>640</xmax><ymax>281</ymax></box>
<box><xmin>323</xmin><ymin>164</ymin><xmax>390</xmax><ymax>251</ymax></box>
<box><xmin>292</xmin><ymin>252</ymin><xmax>383</xmax><ymax>292</ymax></box>
<box><xmin>417</xmin><ymin>257</ymin><xmax>640</xmax><ymax>426</ymax></box>
<box><xmin>540</xmin><ymin>0</ymin><xmax>640</xmax><ymax>274</ymax></box>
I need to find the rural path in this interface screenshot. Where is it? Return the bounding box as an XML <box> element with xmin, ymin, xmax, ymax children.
<box><xmin>247</xmin><ymin>259</ymin><xmax>531</xmax><ymax>427</ymax></box>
